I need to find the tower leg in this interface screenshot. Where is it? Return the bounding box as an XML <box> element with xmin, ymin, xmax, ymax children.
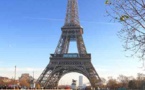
<box><xmin>37</xmin><ymin>57</ymin><xmax>101</xmax><ymax>88</ymax></box>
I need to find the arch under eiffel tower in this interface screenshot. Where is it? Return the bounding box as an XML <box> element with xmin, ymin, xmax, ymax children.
<box><xmin>37</xmin><ymin>0</ymin><xmax>101</xmax><ymax>88</ymax></box>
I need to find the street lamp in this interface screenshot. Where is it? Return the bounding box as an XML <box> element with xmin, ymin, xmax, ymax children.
<box><xmin>14</xmin><ymin>65</ymin><xmax>16</xmax><ymax>89</ymax></box>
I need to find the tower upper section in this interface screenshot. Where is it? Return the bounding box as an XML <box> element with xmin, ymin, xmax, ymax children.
<box><xmin>64</xmin><ymin>0</ymin><xmax>80</xmax><ymax>27</ymax></box>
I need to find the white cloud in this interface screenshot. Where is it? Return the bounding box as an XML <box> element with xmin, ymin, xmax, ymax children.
<box><xmin>24</xmin><ymin>17</ymin><xmax>63</xmax><ymax>21</ymax></box>
<box><xmin>94</xmin><ymin>64</ymin><xmax>145</xmax><ymax>79</ymax></box>
<box><xmin>0</xmin><ymin>64</ymin><xmax>144</xmax><ymax>85</ymax></box>
<box><xmin>0</xmin><ymin>67</ymin><xmax>43</xmax><ymax>79</ymax></box>
<box><xmin>0</xmin><ymin>67</ymin><xmax>90</xmax><ymax>86</ymax></box>
<box><xmin>0</xmin><ymin>67</ymin><xmax>43</xmax><ymax>72</ymax></box>
<box><xmin>24</xmin><ymin>16</ymin><xmax>119</xmax><ymax>25</ymax></box>
<box><xmin>59</xmin><ymin>72</ymin><xmax>90</xmax><ymax>86</ymax></box>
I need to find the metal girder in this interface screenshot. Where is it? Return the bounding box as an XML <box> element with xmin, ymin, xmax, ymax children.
<box><xmin>77</xmin><ymin>35</ymin><xmax>87</xmax><ymax>54</ymax></box>
<box><xmin>37</xmin><ymin>58</ymin><xmax>101</xmax><ymax>88</ymax></box>
<box><xmin>54</xmin><ymin>0</ymin><xmax>87</xmax><ymax>54</ymax></box>
<box><xmin>55</xmin><ymin>28</ymin><xmax>87</xmax><ymax>54</ymax></box>
<box><xmin>37</xmin><ymin>0</ymin><xmax>101</xmax><ymax>89</ymax></box>
<box><xmin>65</xmin><ymin>0</ymin><xmax>80</xmax><ymax>26</ymax></box>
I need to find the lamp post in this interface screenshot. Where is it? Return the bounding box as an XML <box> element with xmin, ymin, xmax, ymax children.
<box><xmin>31</xmin><ymin>71</ymin><xmax>35</xmax><ymax>88</ymax></box>
<box><xmin>33</xmin><ymin>71</ymin><xmax>35</xmax><ymax>88</ymax></box>
<box><xmin>14</xmin><ymin>65</ymin><xmax>16</xmax><ymax>90</ymax></box>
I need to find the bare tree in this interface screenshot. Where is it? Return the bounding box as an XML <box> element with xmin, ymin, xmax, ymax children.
<box><xmin>106</xmin><ymin>0</ymin><xmax>145</xmax><ymax>62</ymax></box>
<box><xmin>128</xmin><ymin>80</ymin><xmax>137</xmax><ymax>89</ymax></box>
<box><xmin>107</xmin><ymin>77</ymin><xmax>120</xmax><ymax>89</ymax></box>
<box><xmin>117</xmin><ymin>75</ymin><xmax>129</xmax><ymax>88</ymax></box>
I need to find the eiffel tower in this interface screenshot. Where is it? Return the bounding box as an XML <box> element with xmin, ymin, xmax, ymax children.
<box><xmin>37</xmin><ymin>0</ymin><xmax>101</xmax><ymax>88</ymax></box>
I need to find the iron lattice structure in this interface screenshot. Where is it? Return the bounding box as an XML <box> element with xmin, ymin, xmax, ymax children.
<box><xmin>55</xmin><ymin>0</ymin><xmax>86</xmax><ymax>55</ymax></box>
<box><xmin>37</xmin><ymin>0</ymin><xmax>101</xmax><ymax>88</ymax></box>
<box><xmin>64</xmin><ymin>0</ymin><xmax>80</xmax><ymax>26</ymax></box>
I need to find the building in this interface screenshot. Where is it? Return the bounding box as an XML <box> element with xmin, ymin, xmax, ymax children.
<box><xmin>79</xmin><ymin>76</ymin><xmax>83</xmax><ymax>86</ymax></box>
<box><xmin>78</xmin><ymin>76</ymin><xmax>83</xmax><ymax>89</ymax></box>
<box><xmin>19</xmin><ymin>73</ymin><xmax>33</xmax><ymax>81</ymax></box>
<box><xmin>0</xmin><ymin>76</ymin><xmax>11</xmax><ymax>83</ymax></box>
<box><xmin>0</xmin><ymin>76</ymin><xmax>19</xmax><ymax>89</ymax></box>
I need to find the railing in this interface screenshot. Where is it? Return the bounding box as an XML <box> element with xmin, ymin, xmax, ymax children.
<box><xmin>50</xmin><ymin>53</ymin><xmax>91</xmax><ymax>58</ymax></box>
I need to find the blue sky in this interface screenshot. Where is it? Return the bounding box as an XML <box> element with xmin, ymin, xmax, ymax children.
<box><xmin>0</xmin><ymin>0</ymin><xmax>144</xmax><ymax>85</ymax></box>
